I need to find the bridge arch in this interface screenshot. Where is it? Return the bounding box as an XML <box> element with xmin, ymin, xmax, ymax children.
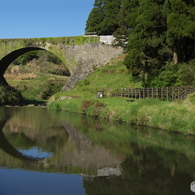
<box><xmin>0</xmin><ymin>46</ymin><xmax>70</xmax><ymax>85</ymax></box>
<box><xmin>0</xmin><ymin>38</ymin><xmax>123</xmax><ymax>90</ymax></box>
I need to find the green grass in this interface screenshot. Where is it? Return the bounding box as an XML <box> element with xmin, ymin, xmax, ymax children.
<box><xmin>47</xmin><ymin>56</ymin><xmax>195</xmax><ymax>135</ymax></box>
<box><xmin>34</xmin><ymin>36</ymin><xmax>100</xmax><ymax>45</ymax></box>
<box><xmin>6</xmin><ymin>73</ymin><xmax>68</xmax><ymax>101</ymax></box>
<box><xmin>48</xmin><ymin>96</ymin><xmax>195</xmax><ymax>135</ymax></box>
<box><xmin>4</xmin><ymin>52</ymin><xmax>195</xmax><ymax>135</ymax></box>
<box><xmin>51</xmin><ymin>57</ymin><xmax>142</xmax><ymax>100</ymax></box>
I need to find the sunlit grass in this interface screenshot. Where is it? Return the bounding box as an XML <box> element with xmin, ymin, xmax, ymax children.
<box><xmin>48</xmin><ymin>54</ymin><xmax>195</xmax><ymax>135</ymax></box>
<box><xmin>48</xmin><ymin>96</ymin><xmax>195</xmax><ymax>135</ymax></box>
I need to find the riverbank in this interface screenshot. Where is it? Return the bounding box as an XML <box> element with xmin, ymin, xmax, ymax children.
<box><xmin>48</xmin><ymin>93</ymin><xmax>195</xmax><ymax>135</ymax></box>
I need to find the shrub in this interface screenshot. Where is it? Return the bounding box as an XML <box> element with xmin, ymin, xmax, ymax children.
<box><xmin>149</xmin><ymin>60</ymin><xmax>195</xmax><ymax>87</ymax></box>
<box><xmin>41</xmin><ymin>82</ymin><xmax>62</xmax><ymax>100</ymax></box>
<box><xmin>185</xmin><ymin>93</ymin><xmax>195</xmax><ymax>104</ymax></box>
<box><xmin>93</xmin><ymin>100</ymin><xmax>106</xmax><ymax>116</ymax></box>
<box><xmin>78</xmin><ymin>79</ymin><xmax>90</xmax><ymax>87</ymax></box>
<box><xmin>80</xmin><ymin>99</ymin><xmax>106</xmax><ymax>116</ymax></box>
<box><xmin>48</xmin><ymin>67</ymin><xmax>70</xmax><ymax>76</ymax></box>
<box><xmin>0</xmin><ymin>86</ymin><xmax>24</xmax><ymax>106</ymax></box>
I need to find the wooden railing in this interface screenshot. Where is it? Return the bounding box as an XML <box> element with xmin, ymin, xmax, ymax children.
<box><xmin>111</xmin><ymin>86</ymin><xmax>195</xmax><ymax>101</ymax></box>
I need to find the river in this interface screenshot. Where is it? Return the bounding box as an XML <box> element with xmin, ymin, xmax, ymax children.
<box><xmin>0</xmin><ymin>107</ymin><xmax>194</xmax><ymax>195</ymax></box>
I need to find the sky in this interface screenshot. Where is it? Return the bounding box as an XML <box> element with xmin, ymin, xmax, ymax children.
<box><xmin>0</xmin><ymin>0</ymin><xmax>94</xmax><ymax>39</ymax></box>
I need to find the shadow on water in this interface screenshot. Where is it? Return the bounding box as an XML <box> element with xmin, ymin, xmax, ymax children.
<box><xmin>23</xmin><ymin>99</ymin><xmax>47</xmax><ymax>106</ymax></box>
<box><xmin>0</xmin><ymin>107</ymin><xmax>195</xmax><ymax>194</ymax></box>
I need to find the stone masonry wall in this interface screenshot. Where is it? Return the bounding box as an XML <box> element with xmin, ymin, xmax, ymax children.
<box><xmin>61</xmin><ymin>42</ymin><xmax>123</xmax><ymax>91</ymax></box>
<box><xmin>0</xmin><ymin>38</ymin><xmax>123</xmax><ymax>91</ymax></box>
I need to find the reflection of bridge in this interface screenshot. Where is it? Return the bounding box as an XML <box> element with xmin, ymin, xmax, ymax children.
<box><xmin>0</xmin><ymin>114</ymin><xmax>44</xmax><ymax>162</ymax></box>
<box><xmin>0</xmin><ymin>37</ymin><xmax>122</xmax><ymax>90</ymax></box>
<box><xmin>0</xmin><ymin>115</ymin><xmax>122</xmax><ymax>177</ymax></box>
<box><xmin>0</xmin><ymin>129</ymin><xmax>42</xmax><ymax>162</ymax></box>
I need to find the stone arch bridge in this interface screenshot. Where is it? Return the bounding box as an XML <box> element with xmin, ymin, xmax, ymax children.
<box><xmin>0</xmin><ymin>36</ymin><xmax>123</xmax><ymax>91</ymax></box>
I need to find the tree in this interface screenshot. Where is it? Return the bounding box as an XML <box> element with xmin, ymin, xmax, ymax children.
<box><xmin>85</xmin><ymin>0</ymin><xmax>105</xmax><ymax>35</ymax></box>
<box><xmin>163</xmin><ymin>0</ymin><xmax>195</xmax><ymax>64</ymax></box>
<box><xmin>85</xmin><ymin>0</ymin><xmax>122</xmax><ymax>35</ymax></box>
<box><xmin>101</xmin><ymin>0</ymin><xmax>122</xmax><ymax>35</ymax></box>
<box><xmin>113</xmin><ymin>0</ymin><xmax>139</xmax><ymax>47</ymax></box>
<box><xmin>124</xmin><ymin>0</ymin><xmax>167</xmax><ymax>86</ymax></box>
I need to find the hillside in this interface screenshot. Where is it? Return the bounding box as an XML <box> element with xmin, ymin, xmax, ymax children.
<box><xmin>47</xmin><ymin>54</ymin><xmax>195</xmax><ymax>135</ymax></box>
<box><xmin>52</xmin><ymin>54</ymin><xmax>142</xmax><ymax>100</ymax></box>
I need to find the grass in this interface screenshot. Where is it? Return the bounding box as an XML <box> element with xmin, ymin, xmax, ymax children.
<box><xmin>47</xmin><ymin>54</ymin><xmax>195</xmax><ymax>135</ymax></box>
<box><xmin>5</xmin><ymin>64</ymin><xmax>69</xmax><ymax>101</ymax></box>
<box><xmin>4</xmin><ymin>52</ymin><xmax>195</xmax><ymax>135</ymax></box>
<box><xmin>50</xmin><ymin>54</ymin><xmax>142</xmax><ymax>100</ymax></box>
<box><xmin>48</xmin><ymin>96</ymin><xmax>195</xmax><ymax>135</ymax></box>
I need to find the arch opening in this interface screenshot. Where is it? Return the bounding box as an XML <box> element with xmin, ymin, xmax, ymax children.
<box><xmin>0</xmin><ymin>47</ymin><xmax>71</xmax><ymax>103</ymax></box>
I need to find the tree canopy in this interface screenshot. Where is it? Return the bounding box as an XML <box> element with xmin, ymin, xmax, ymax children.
<box><xmin>85</xmin><ymin>0</ymin><xmax>195</xmax><ymax>87</ymax></box>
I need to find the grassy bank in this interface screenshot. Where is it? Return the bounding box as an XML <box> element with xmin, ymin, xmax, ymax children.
<box><xmin>48</xmin><ymin>95</ymin><xmax>195</xmax><ymax>135</ymax></box>
<box><xmin>47</xmin><ymin>55</ymin><xmax>195</xmax><ymax>135</ymax></box>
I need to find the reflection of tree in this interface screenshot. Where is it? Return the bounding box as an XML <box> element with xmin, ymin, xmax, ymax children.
<box><xmin>1</xmin><ymin>107</ymin><xmax>195</xmax><ymax>194</ymax></box>
<box><xmin>0</xmin><ymin>130</ymin><xmax>41</xmax><ymax>161</ymax></box>
<box><xmin>84</xmin><ymin>176</ymin><xmax>127</xmax><ymax>195</ymax></box>
<box><xmin>84</xmin><ymin>142</ymin><xmax>194</xmax><ymax>195</ymax></box>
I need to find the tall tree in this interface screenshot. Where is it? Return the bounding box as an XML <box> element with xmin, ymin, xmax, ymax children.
<box><xmin>163</xmin><ymin>0</ymin><xmax>195</xmax><ymax>64</ymax></box>
<box><xmin>101</xmin><ymin>0</ymin><xmax>122</xmax><ymax>35</ymax></box>
<box><xmin>113</xmin><ymin>0</ymin><xmax>139</xmax><ymax>47</ymax></box>
<box><xmin>124</xmin><ymin>0</ymin><xmax>167</xmax><ymax>86</ymax></box>
<box><xmin>85</xmin><ymin>0</ymin><xmax>105</xmax><ymax>35</ymax></box>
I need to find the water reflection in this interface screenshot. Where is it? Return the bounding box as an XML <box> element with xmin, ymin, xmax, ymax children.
<box><xmin>0</xmin><ymin>107</ymin><xmax>66</xmax><ymax>161</ymax></box>
<box><xmin>0</xmin><ymin>107</ymin><xmax>195</xmax><ymax>194</ymax></box>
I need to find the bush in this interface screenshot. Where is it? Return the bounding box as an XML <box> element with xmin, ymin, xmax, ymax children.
<box><xmin>0</xmin><ymin>86</ymin><xmax>24</xmax><ymax>106</ymax></box>
<box><xmin>185</xmin><ymin>93</ymin><xmax>195</xmax><ymax>104</ymax></box>
<box><xmin>149</xmin><ymin>60</ymin><xmax>195</xmax><ymax>87</ymax></box>
<box><xmin>48</xmin><ymin>67</ymin><xmax>70</xmax><ymax>76</ymax></box>
<box><xmin>80</xmin><ymin>99</ymin><xmax>106</xmax><ymax>116</ymax></box>
<box><xmin>41</xmin><ymin>82</ymin><xmax>62</xmax><ymax>100</ymax></box>
<box><xmin>78</xmin><ymin>79</ymin><xmax>90</xmax><ymax>87</ymax></box>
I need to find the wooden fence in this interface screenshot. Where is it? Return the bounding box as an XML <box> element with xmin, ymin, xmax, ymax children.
<box><xmin>111</xmin><ymin>86</ymin><xmax>195</xmax><ymax>101</ymax></box>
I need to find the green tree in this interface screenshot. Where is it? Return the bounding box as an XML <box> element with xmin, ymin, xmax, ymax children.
<box><xmin>101</xmin><ymin>0</ymin><xmax>122</xmax><ymax>35</ymax></box>
<box><xmin>163</xmin><ymin>0</ymin><xmax>195</xmax><ymax>64</ymax></box>
<box><xmin>13</xmin><ymin>50</ymin><xmax>62</xmax><ymax>66</ymax></box>
<box><xmin>122</xmin><ymin>0</ymin><xmax>195</xmax><ymax>87</ymax></box>
<box><xmin>113</xmin><ymin>0</ymin><xmax>139</xmax><ymax>47</ymax></box>
<box><xmin>13</xmin><ymin>51</ymin><xmax>38</xmax><ymax>65</ymax></box>
<box><xmin>124</xmin><ymin>0</ymin><xmax>167</xmax><ymax>86</ymax></box>
<box><xmin>85</xmin><ymin>0</ymin><xmax>105</xmax><ymax>35</ymax></box>
<box><xmin>85</xmin><ymin>0</ymin><xmax>121</xmax><ymax>35</ymax></box>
